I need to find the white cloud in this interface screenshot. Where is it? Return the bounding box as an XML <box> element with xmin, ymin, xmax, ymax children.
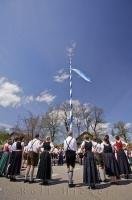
<box><xmin>0</xmin><ymin>77</ymin><xmax>22</xmax><ymax>107</ymax></box>
<box><xmin>23</xmin><ymin>95</ymin><xmax>34</xmax><ymax>104</ymax></box>
<box><xmin>36</xmin><ymin>90</ymin><xmax>56</xmax><ymax>104</ymax></box>
<box><xmin>66</xmin><ymin>41</ymin><xmax>76</xmax><ymax>57</ymax></box>
<box><xmin>54</xmin><ymin>69</ymin><xmax>69</xmax><ymax>83</ymax></box>
<box><xmin>0</xmin><ymin>77</ymin><xmax>57</xmax><ymax>107</ymax></box>
<box><xmin>0</xmin><ymin>122</ymin><xmax>12</xmax><ymax>129</ymax></box>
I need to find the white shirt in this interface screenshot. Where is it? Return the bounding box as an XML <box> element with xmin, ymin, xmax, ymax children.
<box><xmin>23</xmin><ymin>145</ymin><xmax>28</xmax><ymax>153</ymax></box>
<box><xmin>77</xmin><ymin>148</ymin><xmax>82</xmax><ymax>154</ymax></box>
<box><xmin>64</xmin><ymin>136</ymin><xmax>77</xmax><ymax>152</ymax></box>
<box><xmin>27</xmin><ymin>138</ymin><xmax>41</xmax><ymax>153</ymax></box>
<box><xmin>92</xmin><ymin>141</ymin><xmax>97</xmax><ymax>152</ymax></box>
<box><xmin>95</xmin><ymin>143</ymin><xmax>103</xmax><ymax>154</ymax></box>
<box><xmin>81</xmin><ymin>140</ymin><xmax>97</xmax><ymax>152</ymax></box>
<box><xmin>54</xmin><ymin>148</ymin><xmax>59</xmax><ymax>154</ymax></box>
<box><xmin>99</xmin><ymin>142</ymin><xmax>114</xmax><ymax>153</ymax></box>
<box><xmin>11</xmin><ymin>141</ymin><xmax>24</xmax><ymax>151</ymax></box>
<box><xmin>11</xmin><ymin>142</ymin><xmax>17</xmax><ymax>151</ymax></box>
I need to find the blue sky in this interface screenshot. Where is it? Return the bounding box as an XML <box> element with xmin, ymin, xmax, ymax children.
<box><xmin>0</xmin><ymin>0</ymin><xmax>132</xmax><ymax>127</ymax></box>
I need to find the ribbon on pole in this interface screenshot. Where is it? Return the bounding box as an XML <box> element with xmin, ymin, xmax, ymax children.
<box><xmin>72</xmin><ymin>68</ymin><xmax>91</xmax><ymax>82</ymax></box>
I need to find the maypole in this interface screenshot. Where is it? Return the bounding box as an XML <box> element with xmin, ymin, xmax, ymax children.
<box><xmin>66</xmin><ymin>42</ymin><xmax>91</xmax><ymax>132</ymax></box>
<box><xmin>69</xmin><ymin>55</ymin><xmax>73</xmax><ymax>131</ymax></box>
<box><xmin>67</xmin><ymin>42</ymin><xmax>76</xmax><ymax>132</ymax></box>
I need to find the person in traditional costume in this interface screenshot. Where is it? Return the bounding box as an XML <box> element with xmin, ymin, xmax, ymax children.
<box><xmin>22</xmin><ymin>142</ymin><xmax>28</xmax><ymax>169</ymax></box>
<box><xmin>0</xmin><ymin>140</ymin><xmax>12</xmax><ymax>176</ymax></box>
<box><xmin>24</xmin><ymin>134</ymin><xmax>41</xmax><ymax>183</ymax></box>
<box><xmin>81</xmin><ymin>135</ymin><xmax>98</xmax><ymax>189</ymax></box>
<box><xmin>36</xmin><ymin>136</ymin><xmax>54</xmax><ymax>185</ymax></box>
<box><xmin>58</xmin><ymin>147</ymin><xmax>64</xmax><ymax>166</ymax></box>
<box><xmin>113</xmin><ymin>136</ymin><xmax>131</xmax><ymax>179</ymax></box>
<box><xmin>52</xmin><ymin>146</ymin><xmax>59</xmax><ymax>166</ymax></box>
<box><xmin>64</xmin><ymin>131</ymin><xmax>77</xmax><ymax>187</ymax></box>
<box><xmin>8</xmin><ymin>137</ymin><xmax>23</xmax><ymax>181</ymax></box>
<box><xmin>77</xmin><ymin>146</ymin><xmax>83</xmax><ymax>165</ymax></box>
<box><xmin>101</xmin><ymin>135</ymin><xmax>120</xmax><ymax>184</ymax></box>
<box><xmin>94</xmin><ymin>139</ymin><xmax>106</xmax><ymax>183</ymax></box>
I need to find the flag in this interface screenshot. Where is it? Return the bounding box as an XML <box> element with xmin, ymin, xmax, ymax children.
<box><xmin>72</xmin><ymin>68</ymin><xmax>91</xmax><ymax>82</ymax></box>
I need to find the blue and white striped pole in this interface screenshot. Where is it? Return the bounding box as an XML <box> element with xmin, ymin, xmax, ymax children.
<box><xmin>67</xmin><ymin>42</ymin><xmax>75</xmax><ymax>132</ymax></box>
<box><xmin>69</xmin><ymin>56</ymin><xmax>73</xmax><ymax>131</ymax></box>
<box><xmin>67</xmin><ymin>42</ymin><xmax>91</xmax><ymax>132</ymax></box>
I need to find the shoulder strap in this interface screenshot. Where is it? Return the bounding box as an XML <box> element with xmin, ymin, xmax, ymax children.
<box><xmin>66</xmin><ymin>137</ymin><xmax>73</xmax><ymax>151</ymax></box>
<box><xmin>30</xmin><ymin>139</ymin><xmax>37</xmax><ymax>150</ymax></box>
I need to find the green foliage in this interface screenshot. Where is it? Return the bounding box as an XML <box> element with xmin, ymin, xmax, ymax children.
<box><xmin>0</xmin><ymin>132</ymin><xmax>10</xmax><ymax>145</ymax></box>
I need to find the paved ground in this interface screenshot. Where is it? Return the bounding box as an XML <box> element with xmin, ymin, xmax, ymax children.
<box><xmin>0</xmin><ymin>165</ymin><xmax>132</xmax><ymax>200</ymax></box>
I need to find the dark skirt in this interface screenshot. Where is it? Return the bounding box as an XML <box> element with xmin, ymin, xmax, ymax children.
<box><xmin>83</xmin><ymin>151</ymin><xmax>99</xmax><ymax>186</ymax></box>
<box><xmin>103</xmin><ymin>152</ymin><xmax>120</xmax><ymax>177</ymax></box>
<box><xmin>0</xmin><ymin>152</ymin><xmax>10</xmax><ymax>176</ymax></box>
<box><xmin>37</xmin><ymin>151</ymin><xmax>51</xmax><ymax>180</ymax></box>
<box><xmin>117</xmin><ymin>150</ymin><xmax>131</xmax><ymax>175</ymax></box>
<box><xmin>8</xmin><ymin>151</ymin><xmax>22</xmax><ymax>176</ymax></box>
<box><xmin>65</xmin><ymin>150</ymin><xmax>76</xmax><ymax>168</ymax></box>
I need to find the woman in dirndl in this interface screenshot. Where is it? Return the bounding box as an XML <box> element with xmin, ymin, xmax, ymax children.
<box><xmin>101</xmin><ymin>135</ymin><xmax>120</xmax><ymax>184</ymax></box>
<box><xmin>81</xmin><ymin>135</ymin><xmax>98</xmax><ymax>189</ymax></box>
<box><xmin>114</xmin><ymin>136</ymin><xmax>131</xmax><ymax>179</ymax></box>
<box><xmin>0</xmin><ymin>140</ymin><xmax>12</xmax><ymax>176</ymax></box>
<box><xmin>8</xmin><ymin>137</ymin><xmax>23</xmax><ymax>181</ymax></box>
<box><xmin>37</xmin><ymin>136</ymin><xmax>54</xmax><ymax>185</ymax></box>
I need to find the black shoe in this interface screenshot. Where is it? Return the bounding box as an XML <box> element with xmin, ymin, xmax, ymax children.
<box><xmin>29</xmin><ymin>180</ymin><xmax>35</xmax><ymax>184</ymax></box>
<box><xmin>103</xmin><ymin>179</ymin><xmax>109</xmax><ymax>182</ymax></box>
<box><xmin>40</xmin><ymin>181</ymin><xmax>49</xmax><ymax>185</ymax></box>
<box><xmin>68</xmin><ymin>183</ymin><xmax>75</xmax><ymax>188</ymax></box>
<box><xmin>10</xmin><ymin>178</ymin><xmax>16</xmax><ymax>182</ymax></box>
<box><xmin>91</xmin><ymin>185</ymin><xmax>96</xmax><ymax>189</ymax></box>
<box><xmin>124</xmin><ymin>175</ymin><xmax>129</xmax><ymax>179</ymax></box>
<box><xmin>88</xmin><ymin>185</ymin><xmax>96</xmax><ymax>189</ymax></box>
<box><xmin>24</xmin><ymin>179</ymin><xmax>29</xmax><ymax>183</ymax></box>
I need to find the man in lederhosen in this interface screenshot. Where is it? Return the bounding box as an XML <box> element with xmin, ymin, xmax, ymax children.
<box><xmin>64</xmin><ymin>131</ymin><xmax>77</xmax><ymax>187</ymax></box>
<box><xmin>24</xmin><ymin>134</ymin><xmax>41</xmax><ymax>183</ymax></box>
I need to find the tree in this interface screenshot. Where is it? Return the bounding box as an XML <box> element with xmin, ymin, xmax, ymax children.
<box><xmin>89</xmin><ymin>106</ymin><xmax>104</xmax><ymax>138</ymax></box>
<box><xmin>23</xmin><ymin>112</ymin><xmax>40</xmax><ymax>139</ymax></box>
<box><xmin>81</xmin><ymin>104</ymin><xmax>92</xmax><ymax>133</ymax></box>
<box><xmin>72</xmin><ymin>102</ymin><xmax>83</xmax><ymax>136</ymax></box>
<box><xmin>60</xmin><ymin>102</ymin><xmax>70</xmax><ymax>134</ymax></box>
<box><xmin>0</xmin><ymin>132</ymin><xmax>10</xmax><ymax>145</ymax></box>
<box><xmin>114</xmin><ymin>121</ymin><xmax>129</xmax><ymax>142</ymax></box>
<box><xmin>41</xmin><ymin>107</ymin><xmax>60</xmax><ymax>142</ymax></box>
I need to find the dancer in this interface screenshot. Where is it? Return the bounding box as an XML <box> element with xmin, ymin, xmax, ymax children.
<box><xmin>8</xmin><ymin>137</ymin><xmax>23</xmax><ymax>181</ymax></box>
<box><xmin>94</xmin><ymin>139</ymin><xmax>106</xmax><ymax>182</ymax></box>
<box><xmin>52</xmin><ymin>146</ymin><xmax>58</xmax><ymax>166</ymax></box>
<box><xmin>77</xmin><ymin>146</ymin><xmax>83</xmax><ymax>165</ymax></box>
<box><xmin>24</xmin><ymin>134</ymin><xmax>41</xmax><ymax>183</ymax></box>
<box><xmin>114</xmin><ymin>136</ymin><xmax>131</xmax><ymax>179</ymax></box>
<box><xmin>64</xmin><ymin>131</ymin><xmax>77</xmax><ymax>187</ymax></box>
<box><xmin>101</xmin><ymin>135</ymin><xmax>120</xmax><ymax>184</ymax></box>
<box><xmin>37</xmin><ymin>136</ymin><xmax>54</xmax><ymax>185</ymax></box>
<box><xmin>81</xmin><ymin>135</ymin><xmax>98</xmax><ymax>189</ymax></box>
<box><xmin>0</xmin><ymin>140</ymin><xmax>12</xmax><ymax>176</ymax></box>
<box><xmin>58</xmin><ymin>147</ymin><xmax>64</xmax><ymax>166</ymax></box>
<box><xmin>22</xmin><ymin>142</ymin><xmax>28</xmax><ymax>169</ymax></box>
